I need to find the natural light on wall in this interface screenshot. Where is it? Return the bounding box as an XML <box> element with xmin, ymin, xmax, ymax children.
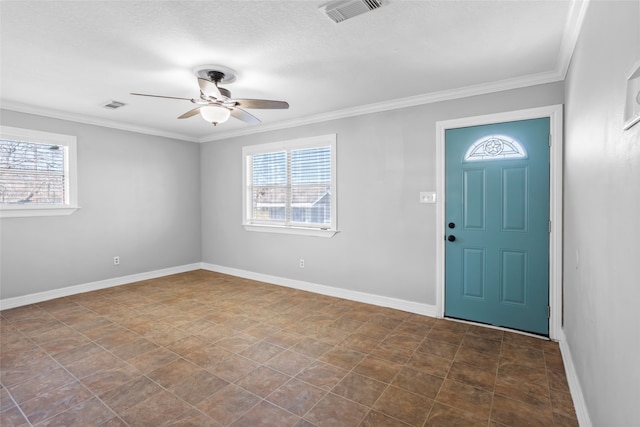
<box><xmin>0</xmin><ymin>126</ymin><xmax>78</xmax><ymax>218</ymax></box>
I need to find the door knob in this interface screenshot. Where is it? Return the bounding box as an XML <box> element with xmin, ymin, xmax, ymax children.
<box><xmin>448</xmin><ymin>222</ymin><xmax>456</xmax><ymax>229</ymax></box>
<box><xmin>447</xmin><ymin>235</ymin><xmax>456</xmax><ymax>242</ymax></box>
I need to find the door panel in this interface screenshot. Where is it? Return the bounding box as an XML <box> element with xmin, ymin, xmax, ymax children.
<box><xmin>445</xmin><ymin>118</ymin><xmax>550</xmax><ymax>335</ymax></box>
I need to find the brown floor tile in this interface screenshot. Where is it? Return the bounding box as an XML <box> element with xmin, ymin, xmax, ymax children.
<box><xmin>391</xmin><ymin>366</ymin><xmax>443</xmax><ymax>399</ymax></box>
<box><xmin>359</xmin><ymin>410</ymin><xmax>412</xmax><ymax>426</ymax></box>
<box><xmin>120</xmin><ymin>389</ymin><xmax>193</xmax><ymax>427</ymax></box>
<box><xmin>265</xmin><ymin>350</ymin><xmax>314</xmax><ymax>376</ymax></box>
<box><xmin>435</xmin><ymin>379</ymin><xmax>492</xmax><ymax>418</ymax></box>
<box><xmin>544</xmin><ymin>349</ymin><xmax>565</xmax><ymax>371</ymax></box>
<box><xmin>369</xmin><ymin>342</ymin><xmax>414</xmax><ymax>364</ymax></box>
<box><xmin>502</xmin><ymin>331</ymin><xmax>545</xmax><ymax>350</ymax></box>
<box><xmin>340</xmin><ymin>334</ymin><xmax>380</xmax><ymax>353</ymax></box>
<box><xmin>7</xmin><ymin>367</ymin><xmax>75</xmax><ymax>404</ymax></box>
<box><xmin>196</xmin><ymin>384</ymin><xmax>261</xmax><ymax>425</ymax></box>
<box><xmin>500</xmin><ymin>342</ymin><xmax>546</xmax><ymax>368</ymax></box>
<box><xmin>353</xmin><ymin>356</ymin><xmax>401</xmax><ymax>383</ymax></box>
<box><xmin>355</xmin><ymin>323</ymin><xmax>392</xmax><ymax>341</ymax></box>
<box><xmin>34</xmin><ymin>397</ymin><xmax>115</xmax><ymax>427</ymax></box>
<box><xmin>406</xmin><ymin>351</ymin><xmax>452</xmax><ymax>378</ymax></box>
<box><xmin>553</xmin><ymin>411</ymin><xmax>580</xmax><ymax>427</ymax></box>
<box><xmin>231</xmin><ymin>400</ymin><xmax>300</xmax><ymax>426</ymax></box>
<box><xmin>447</xmin><ymin>361</ymin><xmax>495</xmax><ymax>391</ymax></box>
<box><xmin>235</xmin><ymin>366</ymin><xmax>290</xmax><ymax>398</ymax></box>
<box><xmin>39</xmin><ymin>335</ymin><xmax>93</xmax><ymax>357</ymax></box>
<box><xmin>332</xmin><ymin>372</ymin><xmax>387</xmax><ymax>406</ymax></box>
<box><xmin>426</xmin><ymin>402</ymin><xmax>488</xmax><ymax>427</ymax></box>
<box><xmin>267</xmin><ymin>378</ymin><xmax>326</xmax><ymax>416</ymax></box>
<box><xmin>460</xmin><ymin>334</ymin><xmax>502</xmax><ymax>355</ymax></box>
<box><xmin>239</xmin><ymin>340</ymin><xmax>286</xmax><ymax>363</ymax></box>
<box><xmin>170</xmin><ymin>370</ymin><xmax>229</xmax><ymax>405</ymax></box>
<box><xmin>416</xmin><ymin>338</ymin><xmax>459</xmax><ymax>359</ymax></box>
<box><xmin>330</xmin><ymin>317</ymin><xmax>364</xmax><ymax>333</ymax></box>
<box><xmin>19</xmin><ymin>381</ymin><xmax>93</xmax><ymax>424</ymax></box>
<box><xmin>127</xmin><ymin>347</ymin><xmax>179</xmax><ymax>374</ymax></box>
<box><xmin>319</xmin><ymin>347</ymin><xmax>366</xmax><ymax>371</ymax></box>
<box><xmin>295</xmin><ymin>361</ymin><xmax>348</xmax><ymax>391</ymax></box>
<box><xmin>547</xmin><ymin>367</ymin><xmax>571</xmax><ymax>393</ymax></box>
<box><xmin>496</xmin><ymin>359</ymin><xmax>548</xmax><ymax>388</ymax></box>
<box><xmin>1</xmin><ymin>406</ymin><xmax>30</xmax><ymax>427</ymax></box>
<box><xmin>207</xmin><ymin>354</ymin><xmax>259</xmax><ymax>383</ymax></box>
<box><xmin>0</xmin><ymin>270</ymin><xmax>579</xmax><ymax>427</ymax></box>
<box><xmin>373</xmin><ymin>386</ymin><xmax>432</xmax><ymax>426</ymax></box>
<box><xmin>466</xmin><ymin>325</ymin><xmax>504</xmax><ymax>342</ymax></box>
<box><xmin>454</xmin><ymin>346</ymin><xmax>499</xmax><ymax>371</ymax></box>
<box><xmin>163</xmin><ymin>408</ymin><xmax>219</xmax><ymax>427</ymax></box>
<box><xmin>147</xmin><ymin>358</ymin><xmax>202</xmax><ymax>388</ymax></box>
<box><xmin>550</xmin><ymin>387</ymin><xmax>578</xmax><ymax>418</ymax></box>
<box><xmin>304</xmin><ymin>392</ymin><xmax>369</xmax><ymax>427</ymax></box>
<box><xmin>1</xmin><ymin>350</ymin><xmax>60</xmax><ymax>387</ymax></box>
<box><xmin>427</xmin><ymin>327</ymin><xmax>466</xmax><ymax>346</ymax></box>
<box><xmin>98</xmin><ymin>376</ymin><xmax>162</xmax><ymax>414</ymax></box>
<box><xmin>491</xmin><ymin>394</ymin><xmax>553</xmax><ymax>427</ymax></box>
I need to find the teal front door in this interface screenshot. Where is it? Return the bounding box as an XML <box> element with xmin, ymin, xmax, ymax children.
<box><xmin>445</xmin><ymin>118</ymin><xmax>550</xmax><ymax>335</ymax></box>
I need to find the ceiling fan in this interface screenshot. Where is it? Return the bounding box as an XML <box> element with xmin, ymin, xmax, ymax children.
<box><xmin>131</xmin><ymin>66</ymin><xmax>289</xmax><ymax>126</ymax></box>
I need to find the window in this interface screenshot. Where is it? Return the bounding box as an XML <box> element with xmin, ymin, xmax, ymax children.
<box><xmin>243</xmin><ymin>134</ymin><xmax>337</xmax><ymax>237</ymax></box>
<box><xmin>0</xmin><ymin>126</ymin><xmax>78</xmax><ymax>218</ymax></box>
<box><xmin>464</xmin><ymin>135</ymin><xmax>527</xmax><ymax>162</ymax></box>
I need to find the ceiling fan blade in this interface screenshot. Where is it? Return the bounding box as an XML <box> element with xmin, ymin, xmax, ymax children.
<box><xmin>197</xmin><ymin>78</ymin><xmax>222</xmax><ymax>99</ymax></box>
<box><xmin>130</xmin><ymin>93</ymin><xmax>192</xmax><ymax>101</ymax></box>
<box><xmin>230</xmin><ymin>107</ymin><xmax>261</xmax><ymax>125</ymax></box>
<box><xmin>234</xmin><ymin>99</ymin><xmax>289</xmax><ymax>109</ymax></box>
<box><xmin>178</xmin><ymin>107</ymin><xmax>202</xmax><ymax>119</ymax></box>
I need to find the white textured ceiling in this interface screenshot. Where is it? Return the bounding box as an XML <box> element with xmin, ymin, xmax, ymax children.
<box><xmin>0</xmin><ymin>1</ymin><xmax>582</xmax><ymax>142</ymax></box>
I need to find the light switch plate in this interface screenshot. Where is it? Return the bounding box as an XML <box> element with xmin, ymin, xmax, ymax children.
<box><xmin>420</xmin><ymin>191</ymin><xmax>436</xmax><ymax>204</ymax></box>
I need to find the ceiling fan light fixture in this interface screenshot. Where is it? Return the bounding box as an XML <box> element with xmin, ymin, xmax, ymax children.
<box><xmin>200</xmin><ymin>105</ymin><xmax>231</xmax><ymax>126</ymax></box>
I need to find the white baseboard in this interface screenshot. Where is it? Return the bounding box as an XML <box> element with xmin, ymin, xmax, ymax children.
<box><xmin>0</xmin><ymin>263</ymin><xmax>201</xmax><ymax>310</ymax></box>
<box><xmin>557</xmin><ymin>329</ymin><xmax>592</xmax><ymax>427</ymax></box>
<box><xmin>201</xmin><ymin>263</ymin><xmax>438</xmax><ymax>317</ymax></box>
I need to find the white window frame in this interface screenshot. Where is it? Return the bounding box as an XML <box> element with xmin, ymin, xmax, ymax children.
<box><xmin>242</xmin><ymin>134</ymin><xmax>338</xmax><ymax>238</ymax></box>
<box><xmin>0</xmin><ymin>126</ymin><xmax>79</xmax><ymax>218</ymax></box>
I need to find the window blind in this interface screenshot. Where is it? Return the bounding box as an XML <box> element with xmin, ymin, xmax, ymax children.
<box><xmin>247</xmin><ymin>144</ymin><xmax>333</xmax><ymax>229</ymax></box>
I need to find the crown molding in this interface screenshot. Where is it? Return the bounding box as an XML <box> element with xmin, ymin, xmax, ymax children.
<box><xmin>199</xmin><ymin>70</ymin><xmax>564</xmax><ymax>142</ymax></box>
<box><xmin>2</xmin><ymin>0</ymin><xmax>587</xmax><ymax>145</ymax></box>
<box><xmin>556</xmin><ymin>0</ymin><xmax>590</xmax><ymax>80</ymax></box>
<box><xmin>0</xmin><ymin>100</ymin><xmax>200</xmax><ymax>142</ymax></box>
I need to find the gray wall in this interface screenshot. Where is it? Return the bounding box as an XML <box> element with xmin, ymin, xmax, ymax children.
<box><xmin>201</xmin><ymin>82</ymin><xmax>564</xmax><ymax>305</ymax></box>
<box><xmin>0</xmin><ymin>110</ymin><xmax>202</xmax><ymax>299</ymax></box>
<box><xmin>563</xmin><ymin>1</ymin><xmax>640</xmax><ymax>425</ymax></box>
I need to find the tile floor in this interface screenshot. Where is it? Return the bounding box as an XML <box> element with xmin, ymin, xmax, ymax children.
<box><xmin>0</xmin><ymin>270</ymin><xmax>578</xmax><ymax>426</ymax></box>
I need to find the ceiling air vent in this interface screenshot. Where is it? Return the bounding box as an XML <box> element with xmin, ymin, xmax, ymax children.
<box><xmin>321</xmin><ymin>0</ymin><xmax>383</xmax><ymax>23</ymax></box>
<box><xmin>102</xmin><ymin>100</ymin><xmax>126</xmax><ymax>110</ymax></box>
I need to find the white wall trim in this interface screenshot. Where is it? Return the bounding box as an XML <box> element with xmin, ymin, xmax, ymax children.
<box><xmin>0</xmin><ymin>263</ymin><xmax>201</xmax><ymax>310</ymax></box>
<box><xmin>557</xmin><ymin>329</ymin><xmax>593</xmax><ymax>427</ymax></box>
<box><xmin>200</xmin><ymin>71</ymin><xmax>564</xmax><ymax>142</ymax></box>
<box><xmin>557</xmin><ymin>0</ymin><xmax>591</xmax><ymax>79</ymax></box>
<box><xmin>201</xmin><ymin>263</ymin><xmax>437</xmax><ymax>317</ymax></box>
<box><xmin>0</xmin><ymin>101</ymin><xmax>200</xmax><ymax>143</ymax></box>
<box><xmin>435</xmin><ymin>105</ymin><xmax>564</xmax><ymax>340</ymax></box>
<box><xmin>3</xmin><ymin>71</ymin><xmax>563</xmax><ymax>145</ymax></box>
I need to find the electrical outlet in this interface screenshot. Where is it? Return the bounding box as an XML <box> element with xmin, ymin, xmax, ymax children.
<box><xmin>113</xmin><ymin>256</ymin><xmax>120</xmax><ymax>265</ymax></box>
<box><xmin>299</xmin><ymin>259</ymin><xmax>305</xmax><ymax>268</ymax></box>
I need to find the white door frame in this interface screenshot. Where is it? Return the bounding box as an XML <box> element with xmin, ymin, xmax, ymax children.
<box><xmin>435</xmin><ymin>105</ymin><xmax>563</xmax><ymax>340</ymax></box>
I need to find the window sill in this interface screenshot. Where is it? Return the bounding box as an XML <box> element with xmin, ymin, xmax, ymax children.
<box><xmin>243</xmin><ymin>224</ymin><xmax>338</xmax><ymax>238</ymax></box>
<box><xmin>0</xmin><ymin>206</ymin><xmax>79</xmax><ymax>218</ymax></box>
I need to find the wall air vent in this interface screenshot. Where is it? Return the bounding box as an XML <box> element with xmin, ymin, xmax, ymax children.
<box><xmin>102</xmin><ymin>100</ymin><xmax>126</xmax><ymax>110</ymax></box>
<box><xmin>321</xmin><ymin>0</ymin><xmax>383</xmax><ymax>23</ymax></box>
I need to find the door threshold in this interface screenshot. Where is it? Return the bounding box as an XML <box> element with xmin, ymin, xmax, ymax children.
<box><xmin>444</xmin><ymin>316</ymin><xmax>552</xmax><ymax>341</ymax></box>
